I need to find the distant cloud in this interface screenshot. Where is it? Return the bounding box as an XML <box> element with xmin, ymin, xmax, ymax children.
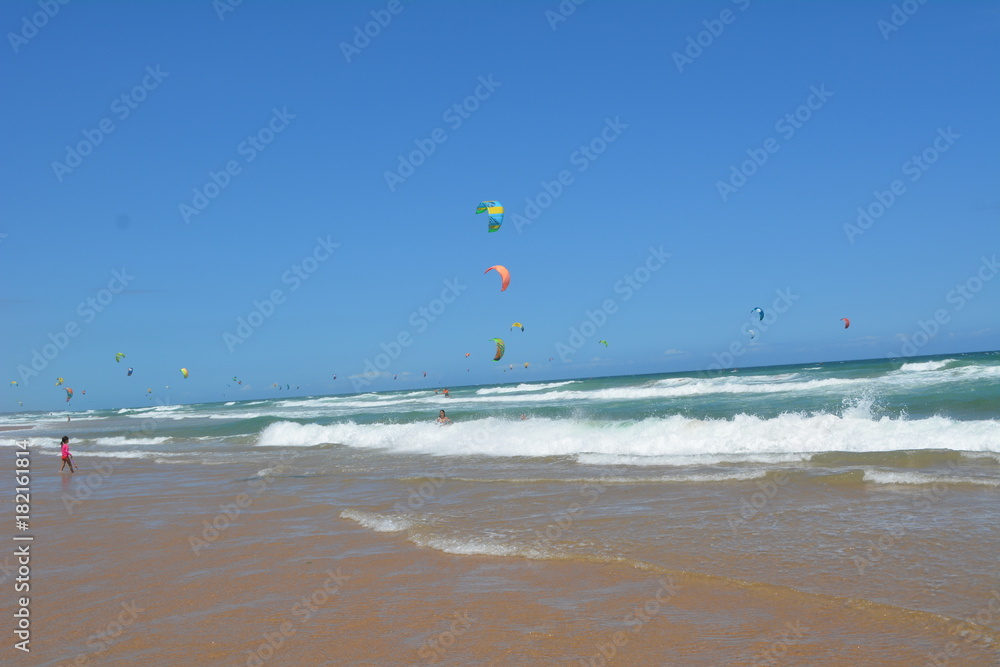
<box><xmin>662</xmin><ymin>348</ymin><xmax>684</xmax><ymax>355</ymax></box>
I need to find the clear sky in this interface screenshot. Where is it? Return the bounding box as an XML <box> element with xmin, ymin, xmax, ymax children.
<box><xmin>3</xmin><ymin>0</ymin><xmax>998</xmax><ymax>411</ymax></box>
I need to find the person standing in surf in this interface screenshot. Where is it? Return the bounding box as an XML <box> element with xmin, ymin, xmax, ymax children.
<box><xmin>59</xmin><ymin>436</ymin><xmax>75</xmax><ymax>473</ymax></box>
<box><xmin>436</xmin><ymin>410</ymin><xmax>452</xmax><ymax>425</ymax></box>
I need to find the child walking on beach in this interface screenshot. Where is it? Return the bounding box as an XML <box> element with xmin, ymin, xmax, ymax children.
<box><xmin>60</xmin><ymin>436</ymin><xmax>75</xmax><ymax>473</ymax></box>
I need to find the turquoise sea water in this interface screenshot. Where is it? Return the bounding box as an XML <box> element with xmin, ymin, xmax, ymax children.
<box><xmin>4</xmin><ymin>351</ymin><xmax>999</xmax><ymax>484</ymax></box>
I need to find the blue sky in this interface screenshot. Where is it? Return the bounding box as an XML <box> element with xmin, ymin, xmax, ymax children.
<box><xmin>3</xmin><ymin>0</ymin><xmax>998</xmax><ymax>411</ymax></box>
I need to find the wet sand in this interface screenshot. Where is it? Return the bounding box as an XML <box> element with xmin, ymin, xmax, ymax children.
<box><xmin>2</xmin><ymin>457</ymin><xmax>998</xmax><ymax>666</ymax></box>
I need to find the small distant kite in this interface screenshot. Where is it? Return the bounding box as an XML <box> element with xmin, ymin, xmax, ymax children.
<box><xmin>484</xmin><ymin>265</ymin><xmax>510</xmax><ymax>292</ymax></box>
<box><xmin>10</xmin><ymin>381</ymin><xmax>18</xmax><ymax>387</ymax></box>
<box><xmin>115</xmin><ymin>352</ymin><xmax>126</xmax><ymax>363</ymax></box>
<box><xmin>464</xmin><ymin>353</ymin><xmax>471</xmax><ymax>357</ymax></box>
<box><xmin>55</xmin><ymin>377</ymin><xmax>64</xmax><ymax>386</ymax></box>
<box><xmin>841</xmin><ymin>318</ymin><xmax>851</xmax><ymax>329</ymax></box>
<box><xmin>490</xmin><ymin>338</ymin><xmax>505</xmax><ymax>361</ymax></box>
<box><xmin>511</xmin><ymin>322</ymin><xmax>524</xmax><ymax>332</ymax></box>
<box><xmin>64</xmin><ymin>387</ymin><xmax>73</xmax><ymax>402</ymax></box>
<box><xmin>524</xmin><ymin>362</ymin><xmax>530</xmax><ymax>368</ymax></box>
<box><xmin>180</xmin><ymin>368</ymin><xmax>189</xmax><ymax>378</ymax></box>
<box><xmin>598</xmin><ymin>340</ymin><xmax>608</xmax><ymax>347</ymax></box>
<box><xmin>747</xmin><ymin>329</ymin><xmax>757</xmax><ymax>340</ymax></box>
<box><xmin>476</xmin><ymin>201</ymin><xmax>504</xmax><ymax>233</ymax></box>
<box><xmin>127</xmin><ymin>367</ymin><xmax>134</xmax><ymax>376</ymax></box>
<box><xmin>751</xmin><ymin>307</ymin><xmax>764</xmax><ymax>321</ymax></box>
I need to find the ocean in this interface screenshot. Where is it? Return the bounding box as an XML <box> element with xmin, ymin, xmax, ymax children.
<box><xmin>2</xmin><ymin>352</ymin><xmax>999</xmax><ymax>665</ymax></box>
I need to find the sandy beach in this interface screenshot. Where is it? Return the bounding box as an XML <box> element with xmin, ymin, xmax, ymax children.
<box><xmin>4</xmin><ymin>450</ymin><xmax>998</xmax><ymax>667</ymax></box>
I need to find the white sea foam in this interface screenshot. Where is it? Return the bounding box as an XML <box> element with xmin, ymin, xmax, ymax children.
<box><xmin>409</xmin><ymin>534</ymin><xmax>545</xmax><ymax>559</ymax></box>
<box><xmin>897</xmin><ymin>360</ymin><xmax>956</xmax><ymax>372</ymax></box>
<box><xmin>121</xmin><ymin>404</ymin><xmax>184</xmax><ymax>414</ymax></box>
<box><xmin>255</xmin><ymin>410</ymin><xmax>1000</xmax><ymax>462</ymax></box>
<box><xmin>455</xmin><ymin>374</ymin><xmax>908</xmax><ymax>406</ymax></box>
<box><xmin>91</xmin><ymin>436</ymin><xmax>171</xmax><ymax>446</ymax></box>
<box><xmin>863</xmin><ymin>470</ymin><xmax>1000</xmax><ymax>487</ymax></box>
<box><xmin>476</xmin><ymin>381</ymin><xmax>580</xmax><ymax>395</ymax></box>
<box><xmin>340</xmin><ymin>509</ymin><xmax>413</xmax><ymax>533</ymax></box>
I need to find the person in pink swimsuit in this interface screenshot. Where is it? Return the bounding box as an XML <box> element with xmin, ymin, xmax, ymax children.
<box><xmin>60</xmin><ymin>436</ymin><xmax>75</xmax><ymax>473</ymax></box>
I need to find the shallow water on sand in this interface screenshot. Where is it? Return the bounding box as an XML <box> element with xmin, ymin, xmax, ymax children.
<box><xmin>3</xmin><ymin>454</ymin><xmax>997</xmax><ymax>667</ymax></box>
